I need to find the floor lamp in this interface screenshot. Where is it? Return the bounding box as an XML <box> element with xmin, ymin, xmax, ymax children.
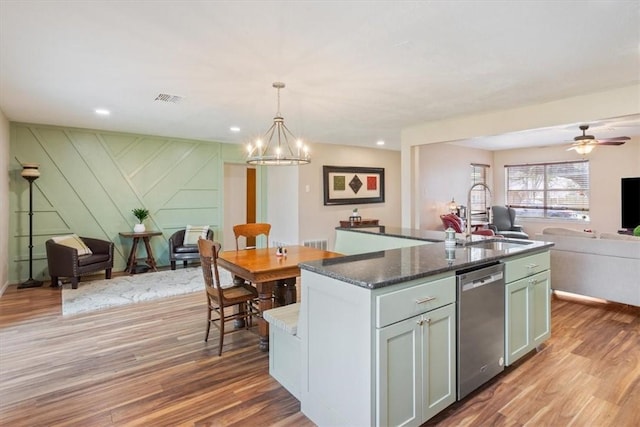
<box><xmin>18</xmin><ymin>163</ymin><xmax>43</xmax><ymax>289</ymax></box>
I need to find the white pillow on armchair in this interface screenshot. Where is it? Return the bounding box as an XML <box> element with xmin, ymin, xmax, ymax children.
<box><xmin>183</xmin><ymin>225</ymin><xmax>210</xmax><ymax>245</ymax></box>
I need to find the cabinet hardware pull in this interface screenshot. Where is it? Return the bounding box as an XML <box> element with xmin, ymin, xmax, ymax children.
<box><xmin>415</xmin><ymin>296</ymin><xmax>436</xmax><ymax>304</ymax></box>
<box><xmin>529</xmin><ymin>279</ymin><xmax>539</xmax><ymax>285</ymax></box>
<box><xmin>425</xmin><ymin>318</ymin><xmax>431</xmax><ymax>324</ymax></box>
<box><xmin>526</xmin><ymin>263</ymin><xmax>539</xmax><ymax>269</ymax></box>
<box><xmin>417</xmin><ymin>319</ymin><xmax>424</xmax><ymax>326</ymax></box>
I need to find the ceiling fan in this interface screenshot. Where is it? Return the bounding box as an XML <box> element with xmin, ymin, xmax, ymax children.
<box><xmin>567</xmin><ymin>124</ymin><xmax>630</xmax><ymax>154</ymax></box>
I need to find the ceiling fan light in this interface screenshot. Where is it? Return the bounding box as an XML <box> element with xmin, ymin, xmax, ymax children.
<box><xmin>575</xmin><ymin>144</ymin><xmax>595</xmax><ymax>155</ymax></box>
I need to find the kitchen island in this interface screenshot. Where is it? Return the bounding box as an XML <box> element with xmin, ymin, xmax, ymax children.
<box><xmin>294</xmin><ymin>226</ymin><xmax>553</xmax><ymax>427</ymax></box>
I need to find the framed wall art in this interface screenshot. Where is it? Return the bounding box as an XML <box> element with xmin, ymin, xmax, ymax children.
<box><xmin>323</xmin><ymin>165</ymin><xmax>385</xmax><ymax>205</ymax></box>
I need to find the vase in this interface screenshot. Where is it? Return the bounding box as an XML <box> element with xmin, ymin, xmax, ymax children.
<box><xmin>133</xmin><ymin>223</ymin><xmax>146</xmax><ymax>233</ymax></box>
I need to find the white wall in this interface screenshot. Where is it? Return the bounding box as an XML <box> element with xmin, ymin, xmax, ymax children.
<box><xmin>297</xmin><ymin>143</ymin><xmax>401</xmax><ymax>251</ymax></box>
<box><xmin>267</xmin><ymin>165</ymin><xmax>300</xmax><ymax>246</ymax></box>
<box><xmin>223</xmin><ymin>163</ymin><xmax>248</xmax><ymax>251</ymax></box>
<box><xmin>418</xmin><ymin>143</ymin><xmax>493</xmax><ymax>231</ymax></box>
<box><xmin>1</xmin><ymin>110</ymin><xmax>9</xmax><ymax>295</ymax></box>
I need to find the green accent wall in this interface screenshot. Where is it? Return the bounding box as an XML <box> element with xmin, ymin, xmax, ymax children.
<box><xmin>8</xmin><ymin>123</ymin><xmax>247</xmax><ymax>284</ymax></box>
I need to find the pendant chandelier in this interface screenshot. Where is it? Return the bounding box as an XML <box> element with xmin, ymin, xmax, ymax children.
<box><xmin>246</xmin><ymin>82</ymin><xmax>310</xmax><ymax>166</ymax></box>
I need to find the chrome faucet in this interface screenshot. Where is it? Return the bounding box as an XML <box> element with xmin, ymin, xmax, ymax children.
<box><xmin>466</xmin><ymin>183</ymin><xmax>492</xmax><ymax>240</ymax></box>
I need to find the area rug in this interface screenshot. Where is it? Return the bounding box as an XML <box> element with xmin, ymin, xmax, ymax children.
<box><xmin>61</xmin><ymin>267</ymin><xmax>232</xmax><ymax>316</ymax></box>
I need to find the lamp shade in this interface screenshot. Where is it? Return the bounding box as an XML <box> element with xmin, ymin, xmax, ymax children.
<box><xmin>21</xmin><ymin>163</ymin><xmax>40</xmax><ymax>179</ymax></box>
<box><xmin>448</xmin><ymin>198</ymin><xmax>457</xmax><ymax>213</ymax></box>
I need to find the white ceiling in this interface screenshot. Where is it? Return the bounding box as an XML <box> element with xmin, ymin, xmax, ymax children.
<box><xmin>1</xmin><ymin>1</ymin><xmax>639</xmax><ymax>152</ymax></box>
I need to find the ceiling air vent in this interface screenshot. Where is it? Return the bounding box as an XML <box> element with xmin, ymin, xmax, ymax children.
<box><xmin>154</xmin><ymin>93</ymin><xmax>184</xmax><ymax>103</ymax></box>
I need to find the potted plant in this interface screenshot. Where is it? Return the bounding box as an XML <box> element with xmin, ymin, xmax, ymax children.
<box><xmin>132</xmin><ymin>208</ymin><xmax>149</xmax><ymax>233</ymax></box>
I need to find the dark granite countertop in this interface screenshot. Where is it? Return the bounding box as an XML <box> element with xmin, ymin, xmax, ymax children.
<box><xmin>300</xmin><ymin>227</ymin><xmax>554</xmax><ymax>289</ymax></box>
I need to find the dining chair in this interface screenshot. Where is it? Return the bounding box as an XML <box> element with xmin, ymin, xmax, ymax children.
<box><xmin>233</xmin><ymin>223</ymin><xmax>271</xmax><ymax>250</ymax></box>
<box><xmin>198</xmin><ymin>238</ymin><xmax>259</xmax><ymax>356</ymax></box>
<box><xmin>232</xmin><ymin>222</ymin><xmax>292</xmax><ymax>304</ymax></box>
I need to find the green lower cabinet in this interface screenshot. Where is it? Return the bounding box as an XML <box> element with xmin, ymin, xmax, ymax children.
<box><xmin>505</xmin><ymin>270</ymin><xmax>551</xmax><ymax>365</ymax></box>
<box><xmin>376</xmin><ymin>303</ymin><xmax>456</xmax><ymax>427</ymax></box>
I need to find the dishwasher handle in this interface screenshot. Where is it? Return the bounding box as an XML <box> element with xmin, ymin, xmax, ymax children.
<box><xmin>461</xmin><ymin>272</ymin><xmax>504</xmax><ymax>292</ymax></box>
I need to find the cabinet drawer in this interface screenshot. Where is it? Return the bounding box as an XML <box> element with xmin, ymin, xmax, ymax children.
<box><xmin>376</xmin><ymin>276</ymin><xmax>455</xmax><ymax>328</ymax></box>
<box><xmin>505</xmin><ymin>251</ymin><xmax>550</xmax><ymax>283</ymax></box>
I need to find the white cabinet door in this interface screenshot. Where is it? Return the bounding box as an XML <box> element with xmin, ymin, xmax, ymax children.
<box><xmin>376</xmin><ymin>304</ymin><xmax>456</xmax><ymax>427</ymax></box>
<box><xmin>377</xmin><ymin>316</ymin><xmax>421</xmax><ymax>427</ymax></box>
<box><xmin>421</xmin><ymin>303</ymin><xmax>457</xmax><ymax>422</ymax></box>
<box><xmin>505</xmin><ymin>271</ymin><xmax>550</xmax><ymax>366</ymax></box>
<box><xmin>506</xmin><ymin>278</ymin><xmax>530</xmax><ymax>365</ymax></box>
<box><xmin>531</xmin><ymin>271</ymin><xmax>551</xmax><ymax>346</ymax></box>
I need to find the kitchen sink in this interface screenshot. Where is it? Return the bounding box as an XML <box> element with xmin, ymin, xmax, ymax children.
<box><xmin>465</xmin><ymin>239</ymin><xmax>534</xmax><ymax>251</ymax></box>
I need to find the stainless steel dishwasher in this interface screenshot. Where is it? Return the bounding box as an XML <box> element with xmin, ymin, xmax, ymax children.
<box><xmin>457</xmin><ymin>262</ymin><xmax>505</xmax><ymax>400</ymax></box>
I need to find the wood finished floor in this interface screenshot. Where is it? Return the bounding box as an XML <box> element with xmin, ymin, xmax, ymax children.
<box><xmin>1</xmin><ymin>280</ymin><xmax>638</xmax><ymax>426</ymax></box>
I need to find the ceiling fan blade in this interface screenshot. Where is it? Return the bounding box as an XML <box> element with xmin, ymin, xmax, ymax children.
<box><xmin>597</xmin><ymin>136</ymin><xmax>630</xmax><ymax>142</ymax></box>
<box><xmin>596</xmin><ymin>140</ymin><xmax>627</xmax><ymax>146</ymax></box>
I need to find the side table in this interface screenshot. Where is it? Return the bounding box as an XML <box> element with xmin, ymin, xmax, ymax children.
<box><xmin>119</xmin><ymin>231</ymin><xmax>163</xmax><ymax>274</ymax></box>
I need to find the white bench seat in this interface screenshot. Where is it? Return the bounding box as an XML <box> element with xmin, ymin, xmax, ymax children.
<box><xmin>263</xmin><ymin>303</ymin><xmax>301</xmax><ymax>400</ymax></box>
<box><xmin>263</xmin><ymin>302</ymin><xmax>299</xmax><ymax>335</ymax></box>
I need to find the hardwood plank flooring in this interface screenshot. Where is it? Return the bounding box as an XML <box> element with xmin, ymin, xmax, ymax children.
<box><xmin>1</xmin><ymin>281</ymin><xmax>638</xmax><ymax>426</ymax></box>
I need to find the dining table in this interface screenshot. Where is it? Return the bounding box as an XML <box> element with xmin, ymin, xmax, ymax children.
<box><xmin>217</xmin><ymin>245</ymin><xmax>342</xmax><ymax>351</ymax></box>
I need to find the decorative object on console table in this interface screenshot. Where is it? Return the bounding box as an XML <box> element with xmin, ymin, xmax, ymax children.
<box><xmin>131</xmin><ymin>208</ymin><xmax>150</xmax><ymax>233</ymax></box>
<box><xmin>18</xmin><ymin>163</ymin><xmax>43</xmax><ymax>288</ymax></box>
<box><xmin>323</xmin><ymin>165</ymin><xmax>385</xmax><ymax>205</ymax></box>
<box><xmin>349</xmin><ymin>208</ymin><xmax>361</xmax><ymax>225</ymax></box>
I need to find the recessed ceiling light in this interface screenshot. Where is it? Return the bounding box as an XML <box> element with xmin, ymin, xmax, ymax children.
<box><xmin>95</xmin><ymin>109</ymin><xmax>110</xmax><ymax>116</ymax></box>
<box><xmin>376</xmin><ymin>140</ymin><xmax>385</xmax><ymax>146</ymax></box>
<box><xmin>230</xmin><ymin>126</ymin><xmax>241</xmax><ymax>132</ymax></box>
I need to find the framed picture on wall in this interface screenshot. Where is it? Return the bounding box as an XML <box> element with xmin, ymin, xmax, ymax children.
<box><xmin>323</xmin><ymin>165</ymin><xmax>385</xmax><ymax>205</ymax></box>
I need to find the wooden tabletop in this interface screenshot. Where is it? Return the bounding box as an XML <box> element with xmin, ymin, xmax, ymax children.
<box><xmin>218</xmin><ymin>245</ymin><xmax>342</xmax><ymax>283</ymax></box>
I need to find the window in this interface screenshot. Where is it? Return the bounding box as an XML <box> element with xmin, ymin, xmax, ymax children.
<box><xmin>470</xmin><ymin>163</ymin><xmax>490</xmax><ymax>221</ymax></box>
<box><xmin>505</xmin><ymin>160</ymin><xmax>590</xmax><ymax>220</ymax></box>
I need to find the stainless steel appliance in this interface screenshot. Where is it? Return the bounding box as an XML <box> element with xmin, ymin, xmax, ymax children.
<box><xmin>457</xmin><ymin>262</ymin><xmax>505</xmax><ymax>399</ymax></box>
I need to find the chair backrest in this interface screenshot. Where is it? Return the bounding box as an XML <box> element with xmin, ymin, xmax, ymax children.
<box><xmin>491</xmin><ymin>206</ymin><xmax>514</xmax><ymax>231</ymax></box>
<box><xmin>233</xmin><ymin>223</ymin><xmax>271</xmax><ymax>250</ymax></box>
<box><xmin>440</xmin><ymin>214</ymin><xmax>464</xmax><ymax>233</ymax></box>
<box><xmin>197</xmin><ymin>238</ymin><xmax>224</xmax><ymax>303</ymax></box>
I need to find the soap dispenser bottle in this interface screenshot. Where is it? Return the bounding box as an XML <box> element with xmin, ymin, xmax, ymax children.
<box><xmin>445</xmin><ymin>227</ymin><xmax>456</xmax><ymax>247</ymax></box>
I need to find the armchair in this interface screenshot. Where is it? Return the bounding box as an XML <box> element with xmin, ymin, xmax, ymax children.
<box><xmin>489</xmin><ymin>206</ymin><xmax>529</xmax><ymax>239</ymax></box>
<box><xmin>169</xmin><ymin>228</ymin><xmax>214</xmax><ymax>270</ymax></box>
<box><xmin>46</xmin><ymin>236</ymin><xmax>114</xmax><ymax>289</ymax></box>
